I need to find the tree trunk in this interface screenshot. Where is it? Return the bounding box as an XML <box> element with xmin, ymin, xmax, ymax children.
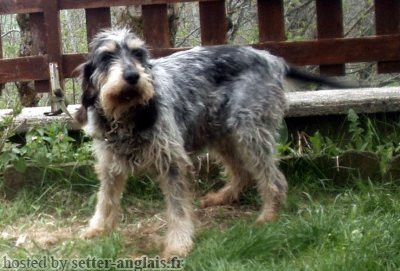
<box><xmin>113</xmin><ymin>4</ymin><xmax>181</xmax><ymax>47</ymax></box>
<box><xmin>16</xmin><ymin>14</ymin><xmax>40</xmax><ymax>107</ymax></box>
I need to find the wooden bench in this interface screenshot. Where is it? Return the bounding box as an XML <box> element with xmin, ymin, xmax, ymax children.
<box><xmin>1</xmin><ymin>87</ymin><xmax>399</xmax><ymax>133</ymax></box>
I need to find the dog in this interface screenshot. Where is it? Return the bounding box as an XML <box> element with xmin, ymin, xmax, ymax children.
<box><xmin>75</xmin><ymin>28</ymin><xmax>344</xmax><ymax>257</ymax></box>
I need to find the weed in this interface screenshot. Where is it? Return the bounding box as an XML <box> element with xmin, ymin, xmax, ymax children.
<box><xmin>0</xmin><ymin>121</ymin><xmax>92</xmax><ymax>174</ymax></box>
<box><xmin>279</xmin><ymin>110</ymin><xmax>400</xmax><ymax>174</ymax></box>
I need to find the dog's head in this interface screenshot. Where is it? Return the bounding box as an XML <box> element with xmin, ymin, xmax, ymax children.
<box><xmin>75</xmin><ymin>28</ymin><xmax>154</xmax><ymax>125</ymax></box>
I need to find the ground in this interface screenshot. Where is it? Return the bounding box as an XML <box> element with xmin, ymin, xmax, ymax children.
<box><xmin>1</xmin><ymin>166</ymin><xmax>400</xmax><ymax>271</ymax></box>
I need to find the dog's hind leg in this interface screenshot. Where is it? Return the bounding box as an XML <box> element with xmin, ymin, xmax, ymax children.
<box><xmin>82</xmin><ymin>150</ymin><xmax>127</xmax><ymax>239</ymax></box>
<box><xmin>158</xmin><ymin>152</ymin><xmax>195</xmax><ymax>258</ymax></box>
<box><xmin>200</xmin><ymin>138</ymin><xmax>253</xmax><ymax>208</ymax></box>
<box><xmin>235</xmin><ymin>125</ymin><xmax>287</xmax><ymax>223</ymax></box>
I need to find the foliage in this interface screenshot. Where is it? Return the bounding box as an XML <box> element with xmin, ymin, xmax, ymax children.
<box><xmin>0</xmin><ymin>105</ymin><xmax>22</xmax><ymax>171</ymax></box>
<box><xmin>278</xmin><ymin>110</ymin><xmax>400</xmax><ymax>171</ymax></box>
<box><xmin>0</xmin><ymin>120</ymin><xmax>92</xmax><ymax>173</ymax></box>
<box><xmin>1</xmin><ymin>109</ymin><xmax>399</xmax><ymax>176</ymax></box>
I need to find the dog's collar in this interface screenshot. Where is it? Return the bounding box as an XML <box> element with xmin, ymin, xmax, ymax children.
<box><xmin>100</xmin><ymin>118</ymin><xmax>139</xmax><ymax>142</ymax></box>
<box><xmin>103</xmin><ymin>119</ymin><xmax>122</xmax><ymax>141</ymax></box>
<box><xmin>90</xmin><ymin>99</ymin><xmax>158</xmax><ymax>142</ymax></box>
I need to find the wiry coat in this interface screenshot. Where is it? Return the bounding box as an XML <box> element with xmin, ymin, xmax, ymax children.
<box><xmin>76</xmin><ymin>29</ymin><xmax>288</xmax><ymax>257</ymax></box>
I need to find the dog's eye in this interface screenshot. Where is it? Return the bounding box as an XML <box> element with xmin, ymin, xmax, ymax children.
<box><xmin>130</xmin><ymin>49</ymin><xmax>144</xmax><ymax>59</ymax></box>
<box><xmin>100</xmin><ymin>52</ymin><xmax>113</xmax><ymax>63</ymax></box>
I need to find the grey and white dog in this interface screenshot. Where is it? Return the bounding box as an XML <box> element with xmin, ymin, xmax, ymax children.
<box><xmin>75</xmin><ymin>28</ymin><xmax>342</xmax><ymax>257</ymax></box>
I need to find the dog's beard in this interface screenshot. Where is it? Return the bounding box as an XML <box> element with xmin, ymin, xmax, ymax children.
<box><xmin>99</xmin><ymin>64</ymin><xmax>154</xmax><ymax>120</ymax></box>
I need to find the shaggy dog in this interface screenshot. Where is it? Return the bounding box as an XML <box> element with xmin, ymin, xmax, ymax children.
<box><xmin>75</xmin><ymin>28</ymin><xmax>342</xmax><ymax>257</ymax></box>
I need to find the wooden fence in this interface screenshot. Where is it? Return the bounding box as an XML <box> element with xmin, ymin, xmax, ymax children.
<box><xmin>0</xmin><ymin>0</ymin><xmax>399</xmax><ymax>94</ymax></box>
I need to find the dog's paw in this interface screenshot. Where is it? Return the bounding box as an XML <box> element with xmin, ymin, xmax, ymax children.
<box><xmin>162</xmin><ymin>241</ymin><xmax>193</xmax><ymax>259</ymax></box>
<box><xmin>80</xmin><ymin>227</ymin><xmax>106</xmax><ymax>239</ymax></box>
<box><xmin>200</xmin><ymin>192</ymin><xmax>231</xmax><ymax>208</ymax></box>
<box><xmin>255</xmin><ymin>209</ymin><xmax>278</xmax><ymax>224</ymax></box>
<box><xmin>163</xmin><ymin>230</ymin><xmax>193</xmax><ymax>258</ymax></box>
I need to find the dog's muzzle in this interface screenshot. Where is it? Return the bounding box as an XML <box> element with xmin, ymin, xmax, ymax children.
<box><xmin>118</xmin><ymin>67</ymin><xmax>141</xmax><ymax>101</ymax></box>
<box><xmin>118</xmin><ymin>86</ymin><xmax>140</xmax><ymax>101</ymax></box>
<box><xmin>123</xmin><ymin>69</ymin><xmax>140</xmax><ymax>85</ymax></box>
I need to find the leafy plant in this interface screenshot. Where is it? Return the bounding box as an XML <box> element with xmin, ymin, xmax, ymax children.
<box><xmin>0</xmin><ymin>121</ymin><xmax>92</xmax><ymax>173</ymax></box>
<box><xmin>0</xmin><ymin>105</ymin><xmax>24</xmax><ymax>172</ymax></box>
<box><xmin>347</xmin><ymin>109</ymin><xmax>365</xmax><ymax>150</ymax></box>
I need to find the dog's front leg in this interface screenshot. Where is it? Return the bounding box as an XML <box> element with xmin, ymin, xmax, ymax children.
<box><xmin>159</xmin><ymin>161</ymin><xmax>195</xmax><ymax>258</ymax></box>
<box><xmin>82</xmin><ymin>159</ymin><xmax>127</xmax><ymax>239</ymax></box>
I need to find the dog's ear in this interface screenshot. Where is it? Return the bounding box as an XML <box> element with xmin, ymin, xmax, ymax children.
<box><xmin>75</xmin><ymin>60</ymin><xmax>97</xmax><ymax>126</ymax></box>
<box><xmin>80</xmin><ymin>60</ymin><xmax>97</xmax><ymax>108</ymax></box>
<box><xmin>75</xmin><ymin>106</ymin><xmax>88</xmax><ymax>126</ymax></box>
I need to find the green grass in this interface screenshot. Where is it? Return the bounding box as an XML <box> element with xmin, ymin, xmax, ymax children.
<box><xmin>1</xmin><ymin>116</ymin><xmax>400</xmax><ymax>270</ymax></box>
<box><xmin>186</xmin><ymin>177</ymin><xmax>400</xmax><ymax>271</ymax></box>
<box><xmin>1</xmin><ymin>168</ymin><xmax>400</xmax><ymax>270</ymax></box>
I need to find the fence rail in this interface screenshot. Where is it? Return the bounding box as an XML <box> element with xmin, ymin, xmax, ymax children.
<box><xmin>0</xmin><ymin>0</ymin><xmax>400</xmax><ymax>93</ymax></box>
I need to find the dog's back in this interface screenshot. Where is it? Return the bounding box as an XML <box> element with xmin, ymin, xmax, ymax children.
<box><xmin>150</xmin><ymin>45</ymin><xmax>288</xmax><ymax>152</ymax></box>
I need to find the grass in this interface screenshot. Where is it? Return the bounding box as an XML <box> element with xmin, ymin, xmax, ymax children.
<box><xmin>186</xmin><ymin>177</ymin><xmax>400</xmax><ymax>270</ymax></box>
<box><xmin>1</xmin><ymin>165</ymin><xmax>400</xmax><ymax>270</ymax></box>
<box><xmin>1</xmin><ymin>115</ymin><xmax>400</xmax><ymax>270</ymax></box>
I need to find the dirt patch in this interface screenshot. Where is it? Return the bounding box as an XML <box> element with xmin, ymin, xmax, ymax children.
<box><xmin>0</xmin><ymin>205</ymin><xmax>258</xmax><ymax>255</ymax></box>
<box><xmin>1</xmin><ymin>218</ymin><xmax>82</xmax><ymax>250</ymax></box>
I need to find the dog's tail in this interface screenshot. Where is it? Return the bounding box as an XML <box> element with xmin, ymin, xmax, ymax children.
<box><xmin>285</xmin><ymin>65</ymin><xmax>357</xmax><ymax>89</ymax></box>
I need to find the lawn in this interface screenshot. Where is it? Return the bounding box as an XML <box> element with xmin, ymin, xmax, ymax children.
<box><xmin>1</xmin><ymin>114</ymin><xmax>400</xmax><ymax>270</ymax></box>
<box><xmin>1</xmin><ymin>166</ymin><xmax>400</xmax><ymax>270</ymax></box>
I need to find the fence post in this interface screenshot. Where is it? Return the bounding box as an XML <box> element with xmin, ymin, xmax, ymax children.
<box><xmin>43</xmin><ymin>0</ymin><xmax>63</xmax><ymax>112</ymax></box>
<box><xmin>43</xmin><ymin>0</ymin><xmax>62</xmax><ymax>71</ymax></box>
<box><xmin>374</xmin><ymin>0</ymin><xmax>400</xmax><ymax>73</ymax></box>
<box><xmin>257</xmin><ymin>0</ymin><xmax>285</xmax><ymax>42</ymax></box>
<box><xmin>142</xmin><ymin>5</ymin><xmax>170</xmax><ymax>48</ymax></box>
<box><xmin>0</xmin><ymin>20</ymin><xmax>4</xmax><ymax>94</ymax></box>
<box><xmin>85</xmin><ymin>7</ymin><xmax>111</xmax><ymax>45</ymax></box>
<box><xmin>31</xmin><ymin>13</ymin><xmax>50</xmax><ymax>92</ymax></box>
<box><xmin>316</xmin><ymin>0</ymin><xmax>345</xmax><ymax>76</ymax></box>
<box><xmin>199</xmin><ymin>0</ymin><xmax>227</xmax><ymax>45</ymax></box>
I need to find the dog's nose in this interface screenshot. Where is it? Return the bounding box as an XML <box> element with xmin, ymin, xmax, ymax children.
<box><xmin>123</xmin><ymin>70</ymin><xmax>140</xmax><ymax>85</ymax></box>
